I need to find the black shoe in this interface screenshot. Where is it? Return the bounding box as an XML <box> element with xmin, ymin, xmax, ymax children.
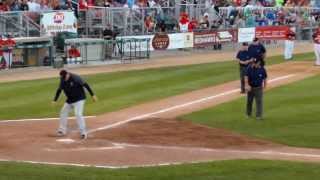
<box><xmin>57</xmin><ymin>131</ymin><xmax>65</xmax><ymax>137</ymax></box>
<box><xmin>81</xmin><ymin>134</ymin><xmax>87</xmax><ymax>140</ymax></box>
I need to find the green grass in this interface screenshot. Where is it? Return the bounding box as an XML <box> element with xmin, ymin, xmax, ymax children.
<box><xmin>184</xmin><ymin>75</ymin><xmax>320</xmax><ymax>148</ymax></box>
<box><xmin>1</xmin><ymin>160</ymin><xmax>320</xmax><ymax>180</ymax></box>
<box><xmin>0</xmin><ymin>52</ymin><xmax>314</xmax><ymax>120</ymax></box>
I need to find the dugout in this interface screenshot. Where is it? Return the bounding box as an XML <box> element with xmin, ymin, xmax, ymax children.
<box><xmin>64</xmin><ymin>38</ymin><xmax>150</xmax><ymax>64</ymax></box>
<box><xmin>10</xmin><ymin>37</ymin><xmax>53</xmax><ymax>68</ymax></box>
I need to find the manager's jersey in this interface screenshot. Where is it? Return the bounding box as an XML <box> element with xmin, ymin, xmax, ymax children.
<box><xmin>54</xmin><ymin>73</ymin><xmax>94</xmax><ymax>104</ymax></box>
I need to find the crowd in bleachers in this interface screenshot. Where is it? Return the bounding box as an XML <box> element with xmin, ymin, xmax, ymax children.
<box><xmin>0</xmin><ymin>0</ymin><xmax>319</xmax><ymax>35</ymax></box>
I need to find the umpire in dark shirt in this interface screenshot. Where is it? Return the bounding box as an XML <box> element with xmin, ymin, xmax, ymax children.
<box><xmin>245</xmin><ymin>57</ymin><xmax>268</xmax><ymax>120</ymax></box>
<box><xmin>53</xmin><ymin>70</ymin><xmax>97</xmax><ymax>139</ymax></box>
<box><xmin>248</xmin><ymin>38</ymin><xmax>266</xmax><ymax>66</ymax></box>
<box><xmin>236</xmin><ymin>42</ymin><xmax>252</xmax><ymax>93</ymax></box>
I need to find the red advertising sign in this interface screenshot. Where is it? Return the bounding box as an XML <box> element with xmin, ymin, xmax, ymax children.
<box><xmin>194</xmin><ymin>29</ymin><xmax>237</xmax><ymax>47</ymax></box>
<box><xmin>255</xmin><ymin>26</ymin><xmax>290</xmax><ymax>40</ymax></box>
<box><xmin>193</xmin><ymin>31</ymin><xmax>217</xmax><ymax>47</ymax></box>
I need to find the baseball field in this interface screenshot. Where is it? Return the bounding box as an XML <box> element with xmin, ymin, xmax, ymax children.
<box><xmin>1</xmin><ymin>44</ymin><xmax>320</xmax><ymax>179</ymax></box>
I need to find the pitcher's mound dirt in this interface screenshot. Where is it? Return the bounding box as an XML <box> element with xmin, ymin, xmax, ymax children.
<box><xmin>93</xmin><ymin>118</ymin><xmax>277</xmax><ymax>150</ymax></box>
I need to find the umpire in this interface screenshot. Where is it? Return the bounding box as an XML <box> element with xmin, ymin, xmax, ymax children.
<box><xmin>53</xmin><ymin>70</ymin><xmax>97</xmax><ymax>139</ymax></box>
<box><xmin>236</xmin><ymin>42</ymin><xmax>252</xmax><ymax>93</ymax></box>
<box><xmin>245</xmin><ymin>57</ymin><xmax>268</xmax><ymax>120</ymax></box>
<box><xmin>248</xmin><ymin>38</ymin><xmax>266</xmax><ymax>66</ymax></box>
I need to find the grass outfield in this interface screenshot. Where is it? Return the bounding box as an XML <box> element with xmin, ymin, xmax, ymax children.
<box><xmin>183</xmin><ymin>75</ymin><xmax>320</xmax><ymax>148</ymax></box>
<box><xmin>0</xmin><ymin>52</ymin><xmax>314</xmax><ymax>120</ymax></box>
<box><xmin>1</xmin><ymin>160</ymin><xmax>320</xmax><ymax>180</ymax></box>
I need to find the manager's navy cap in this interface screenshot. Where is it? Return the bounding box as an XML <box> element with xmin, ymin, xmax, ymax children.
<box><xmin>59</xmin><ymin>70</ymin><xmax>68</xmax><ymax>78</ymax></box>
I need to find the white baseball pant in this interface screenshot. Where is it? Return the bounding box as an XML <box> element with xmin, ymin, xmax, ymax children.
<box><xmin>3</xmin><ymin>52</ymin><xmax>12</xmax><ymax>69</ymax></box>
<box><xmin>314</xmin><ymin>43</ymin><xmax>320</xmax><ymax>66</ymax></box>
<box><xmin>284</xmin><ymin>40</ymin><xmax>294</xmax><ymax>60</ymax></box>
<box><xmin>58</xmin><ymin>100</ymin><xmax>87</xmax><ymax>135</ymax></box>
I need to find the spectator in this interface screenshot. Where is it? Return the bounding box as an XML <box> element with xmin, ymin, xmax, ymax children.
<box><xmin>40</xmin><ymin>0</ymin><xmax>50</xmax><ymax>10</ymax></box>
<box><xmin>65</xmin><ymin>0</ymin><xmax>74</xmax><ymax>10</ymax></box>
<box><xmin>103</xmin><ymin>0</ymin><xmax>112</xmax><ymax>7</ymax></box>
<box><xmin>199</xmin><ymin>13</ymin><xmax>210</xmax><ymax>29</ymax></box>
<box><xmin>9</xmin><ymin>0</ymin><xmax>20</xmax><ymax>11</ymax></box>
<box><xmin>0</xmin><ymin>0</ymin><xmax>9</xmax><ymax>11</ymax></box>
<box><xmin>19</xmin><ymin>0</ymin><xmax>29</xmax><ymax>11</ymax></box>
<box><xmin>145</xmin><ymin>15</ymin><xmax>155</xmax><ymax>32</ymax></box>
<box><xmin>28</xmin><ymin>0</ymin><xmax>40</xmax><ymax>12</ymax></box>
<box><xmin>79</xmin><ymin>0</ymin><xmax>88</xmax><ymax>10</ymax></box>
<box><xmin>188</xmin><ymin>17</ymin><xmax>198</xmax><ymax>32</ymax></box>
<box><xmin>179</xmin><ymin>12</ymin><xmax>189</xmax><ymax>32</ymax></box>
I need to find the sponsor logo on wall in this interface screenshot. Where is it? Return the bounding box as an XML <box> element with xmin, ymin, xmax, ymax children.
<box><xmin>152</xmin><ymin>33</ymin><xmax>170</xmax><ymax>50</ymax></box>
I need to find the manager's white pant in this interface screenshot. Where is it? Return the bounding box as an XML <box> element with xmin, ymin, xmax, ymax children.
<box><xmin>284</xmin><ymin>40</ymin><xmax>294</xmax><ymax>60</ymax></box>
<box><xmin>58</xmin><ymin>100</ymin><xmax>86</xmax><ymax>135</ymax></box>
<box><xmin>314</xmin><ymin>44</ymin><xmax>320</xmax><ymax>66</ymax></box>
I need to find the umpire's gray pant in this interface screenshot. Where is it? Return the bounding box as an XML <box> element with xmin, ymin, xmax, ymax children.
<box><xmin>239</xmin><ymin>66</ymin><xmax>247</xmax><ymax>92</ymax></box>
<box><xmin>58</xmin><ymin>100</ymin><xmax>86</xmax><ymax>135</ymax></box>
<box><xmin>246</xmin><ymin>87</ymin><xmax>263</xmax><ymax>118</ymax></box>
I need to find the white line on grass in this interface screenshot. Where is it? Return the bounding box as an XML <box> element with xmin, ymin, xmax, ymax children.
<box><xmin>88</xmin><ymin>74</ymin><xmax>296</xmax><ymax>133</ymax></box>
<box><xmin>0</xmin><ymin>116</ymin><xmax>96</xmax><ymax>123</ymax></box>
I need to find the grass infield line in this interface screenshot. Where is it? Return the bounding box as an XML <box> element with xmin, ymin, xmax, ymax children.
<box><xmin>88</xmin><ymin>74</ymin><xmax>296</xmax><ymax>134</ymax></box>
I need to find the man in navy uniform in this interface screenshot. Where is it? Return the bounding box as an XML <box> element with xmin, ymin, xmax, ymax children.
<box><xmin>248</xmin><ymin>38</ymin><xmax>266</xmax><ymax>66</ymax></box>
<box><xmin>245</xmin><ymin>57</ymin><xmax>268</xmax><ymax>120</ymax></box>
<box><xmin>236</xmin><ymin>42</ymin><xmax>252</xmax><ymax>93</ymax></box>
<box><xmin>53</xmin><ymin>70</ymin><xmax>97</xmax><ymax>139</ymax></box>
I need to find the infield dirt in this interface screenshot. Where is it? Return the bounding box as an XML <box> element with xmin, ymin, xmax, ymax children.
<box><xmin>1</xmin><ymin>60</ymin><xmax>320</xmax><ymax>168</ymax></box>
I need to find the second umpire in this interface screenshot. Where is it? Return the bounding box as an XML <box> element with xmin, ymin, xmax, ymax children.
<box><xmin>236</xmin><ymin>42</ymin><xmax>252</xmax><ymax>93</ymax></box>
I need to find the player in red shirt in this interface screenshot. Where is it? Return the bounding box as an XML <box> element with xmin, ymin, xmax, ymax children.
<box><xmin>67</xmin><ymin>45</ymin><xmax>82</xmax><ymax>64</ymax></box>
<box><xmin>284</xmin><ymin>28</ymin><xmax>296</xmax><ymax>60</ymax></box>
<box><xmin>0</xmin><ymin>37</ymin><xmax>6</xmax><ymax>69</ymax></box>
<box><xmin>312</xmin><ymin>28</ymin><xmax>320</xmax><ymax>66</ymax></box>
<box><xmin>2</xmin><ymin>36</ymin><xmax>16</xmax><ymax>69</ymax></box>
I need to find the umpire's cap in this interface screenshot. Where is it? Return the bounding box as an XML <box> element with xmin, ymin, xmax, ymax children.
<box><xmin>59</xmin><ymin>70</ymin><xmax>68</xmax><ymax>78</ymax></box>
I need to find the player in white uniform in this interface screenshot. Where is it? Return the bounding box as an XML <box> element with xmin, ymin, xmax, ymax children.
<box><xmin>312</xmin><ymin>28</ymin><xmax>320</xmax><ymax>66</ymax></box>
<box><xmin>284</xmin><ymin>29</ymin><xmax>295</xmax><ymax>60</ymax></box>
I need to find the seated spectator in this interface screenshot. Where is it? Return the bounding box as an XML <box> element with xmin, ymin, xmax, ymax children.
<box><xmin>19</xmin><ymin>0</ymin><xmax>29</xmax><ymax>11</ymax></box>
<box><xmin>145</xmin><ymin>15</ymin><xmax>155</xmax><ymax>32</ymax></box>
<box><xmin>104</xmin><ymin>0</ymin><xmax>112</xmax><ymax>7</ymax></box>
<box><xmin>28</xmin><ymin>0</ymin><xmax>40</xmax><ymax>12</ymax></box>
<box><xmin>199</xmin><ymin>13</ymin><xmax>210</xmax><ymax>29</ymax></box>
<box><xmin>9</xmin><ymin>0</ymin><xmax>20</xmax><ymax>11</ymax></box>
<box><xmin>0</xmin><ymin>0</ymin><xmax>10</xmax><ymax>11</ymax></box>
<box><xmin>179</xmin><ymin>12</ymin><xmax>189</xmax><ymax>32</ymax></box>
<box><xmin>188</xmin><ymin>17</ymin><xmax>198</xmax><ymax>32</ymax></box>
<box><xmin>79</xmin><ymin>0</ymin><xmax>88</xmax><ymax>10</ymax></box>
<box><xmin>64</xmin><ymin>0</ymin><xmax>74</xmax><ymax>10</ymax></box>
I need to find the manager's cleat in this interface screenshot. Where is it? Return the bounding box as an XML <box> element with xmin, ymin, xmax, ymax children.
<box><xmin>57</xmin><ymin>131</ymin><xmax>65</xmax><ymax>137</ymax></box>
<box><xmin>81</xmin><ymin>134</ymin><xmax>88</xmax><ymax>140</ymax></box>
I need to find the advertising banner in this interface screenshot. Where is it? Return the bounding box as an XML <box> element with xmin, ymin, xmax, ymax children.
<box><xmin>41</xmin><ymin>11</ymin><xmax>77</xmax><ymax>36</ymax></box>
<box><xmin>193</xmin><ymin>31</ymin><xmax>216</xmax><ymax>47</ymax></box>
<box><xmin>118</xmin><ymin>32</ymin><xmax>194</xmax><ymax>52</ymax></box>
<box><xmin>238</xmin><ymin>28</ymin><xmax>255</xmax><ymax>43</ymax></box>
<box><xmin>194</xmin><ymin>30</ymin><xmax>236</xmax><ymax>47</ymax></box>
<box><xmin>255</xmin><ymin>26</ymin><xmax>290</xmax><ymax>40</ymax></box>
